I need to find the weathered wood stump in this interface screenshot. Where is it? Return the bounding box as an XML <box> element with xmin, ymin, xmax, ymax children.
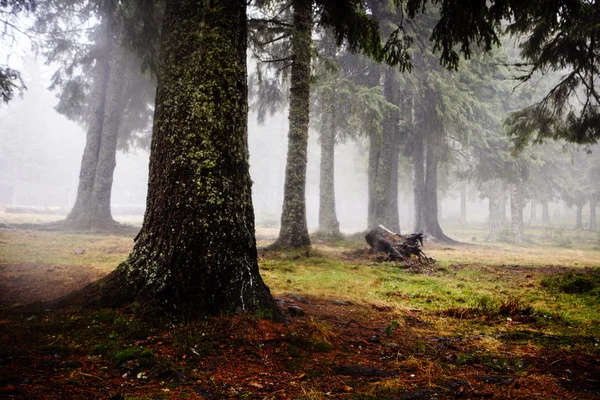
<box><xmin>365</xmin><ymin>225</ymin><xmax>432</xmax><ymax>263</ymax></box>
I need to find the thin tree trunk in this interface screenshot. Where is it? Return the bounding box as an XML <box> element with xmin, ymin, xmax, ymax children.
<box><xmin>368</xmin><ymin>132</ymin><xmax>382</xmax><ymax>229</ymax></box>
<box><xmin>422</xmin><ymin>133</ymin><xmax>454</xmax><ymax>243</ymax></box>
<box><xmin>590</xmin><ymin>193</ymin><xmax>597</xmax><ymax>231</ymax></box>
<box><xmin>529</xmin><ymin>199</ymin><xmax>536</xmax><ymax>225</ymax></box>
<box><xmin>384</xmin><ymin>70</ymin><xmax>400</xmax><ymax>233</ymax></box>
<box><xmin>412</xmin><ymin>133</ymin><xmax>425</xmax><ymax>232</ymax></box>
<box><xmin>510</xmin><ymin>181</ymin><xmax>524</xmax><ymax>243</ymax></box>
<box><xmin>460</xmin><ymin>183</ymin><xmax>467</xmax><ymax>224</ymax></box>
<box><xmin>488</xmin><ymin>181</ymin><xmax>502</xmax><ymax>242</ymax></box>
<box><xmin>367</xmin><ymin>70</ymin><xmax>400</xmax><ymax>231</ymax></box>
<box><xmin>542</xmin><ymin>199</ymin><xmax>551</xmax><ymax>226</ymax></box>
<box><xmin>575</xmin><ymin>197</ymin><xmax>584</xmax><ymax>230</ymax></box>
<box><xmin>274</xmin><ymin>0</ymin><xmax>312</xmax><ymax>248</ymax></box>
<box><xmin>63</xmin><ymin>0</ymin><xmax>281</xmax><ymax>320</ymax></box>
<box><xmin>499</xmin><ymin>182</ymin><xmax>507</xmax><ymax>227</ymax></box>
<box><xmin>317</xmin><ymin>96</ymin><xmax>341</xmax><ymax>237</ymax></box>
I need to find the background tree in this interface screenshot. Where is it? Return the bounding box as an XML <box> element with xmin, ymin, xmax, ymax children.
<box><xmin>35</xmin><ymin>0</ymin><xmax>156</xmax><ymax>230</ymax></box>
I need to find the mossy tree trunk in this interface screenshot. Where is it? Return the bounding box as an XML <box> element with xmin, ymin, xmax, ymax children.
<box><xmin>65</xmin><ymin>20</ymin><xmax>119</xmax><ymax>230</ymax></box>
<box><xmin>66</xmin><ymin>0</ymin><xmax>281</xmax><ymax>321</ymax></box>
<box><xmin>274</xmin><ymin>0</ymin><xmax>313</xmax><ymax>248</ymax></box>
<box><xmin>317</xmin><ymin>93</ymin><xmax>341</xmax><ymax>238</ymax></box>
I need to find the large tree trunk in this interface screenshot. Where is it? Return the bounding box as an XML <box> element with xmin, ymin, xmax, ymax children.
<box><xmin>590</xmin><ymin>193</ymin><xmax>597</xmax><ymax>231</ymax></box>
<box><xmin>65</xmin><ymin>22</ymin><xmax>114</xmax><ymax>230</ymax></box>
<box><xmin>510</xmin><ymin>181</ymin><xmax>524</xmax><ymax>243</ymax></box>
<box><xmin>317</xmin><ymin>94</ymin><xmax>341</xmax><ymax>238</ymax></box>
<box><xmin>64</xmin><ymin>0</ymin><xmax>281</xmax><ymax>320</ymax></box>
<box><xmin>541</xmin><ymin>199</ymin><xmax>551</xmax><ymax>226</ymax></box>
<box><xmin>274</xmin><ymin>0</ymin><xmax>312</xmax><ymax>248</ymax></box>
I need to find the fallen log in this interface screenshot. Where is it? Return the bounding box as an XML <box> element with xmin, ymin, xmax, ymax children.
<box><xmin>365</xmin><ymin>225</ymin><xmax>433</xmax><ymax>263</ymax></box>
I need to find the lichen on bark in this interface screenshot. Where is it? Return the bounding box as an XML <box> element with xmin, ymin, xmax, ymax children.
<box><xmin>273</xmin><ymin>0</ymin><xmax>313</xmax><ymax>249</ymax></box>
<box><xmin>63</xmin><ymin>0</ymin><xmax>282</xmax><ymax>321</ymax></box>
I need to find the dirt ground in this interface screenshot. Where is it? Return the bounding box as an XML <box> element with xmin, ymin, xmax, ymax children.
<box><xmin>1</xmin><ymin>227</ymin><xmax>599</xmax><ymax>399</ymax></box>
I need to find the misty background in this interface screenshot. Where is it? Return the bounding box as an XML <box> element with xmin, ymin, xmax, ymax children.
<box><xmin>0</xmin><ymin>52</ymin><xmax>583</xmax><ymax>234</ymax></box>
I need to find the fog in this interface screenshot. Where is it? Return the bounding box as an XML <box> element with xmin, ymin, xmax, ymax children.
<box><xmin>0</xmin><ymin>54</ymin><xmax>592</xmax><ymax>235</ymax></box>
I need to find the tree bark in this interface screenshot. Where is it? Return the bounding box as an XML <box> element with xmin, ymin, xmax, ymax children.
<box><xmin>274</xmin><ymin>0</ymin><xmax>312</xmax><ymax>248</ymax></box>
<box><xmin>460</xmin><ymin>182</ymin><xmax>467</xmax><ymax>224</ymax></box>
<box><xmin>412</xmin><ymin>132</ymin><xmax>425</xmax><ymax>233</ymax></box>
<box><xmin>488</xmin><ymin>181</ymin><xmax>502</xmax><ymax>242</ymax></box>
<box><xmin>64</xmin><ymin>0</ymin><xmax>281</xmax><ymax>320</ymax></box>
<box><xmin>65</xmin><ymin>22</ymin><xmax>114</xmax><ymax>230</ymax></box>
<box><xmin>87</xmin><ymin>44</ymin><xmax>127</xmax><ymax>227</ymax></box>
<box><xmin>529</xmin><ymin>199</ymin><xmax>536</xmax><ymax>225</ymax></box>
<box><xmin>510</xmin><ymin>181</ymin><xmax>524</xmax><ymax>243</ymax></box>
<box><xmin>367</xmin><ymin>70</ymin><xmax>400</xmax><ymax>232</ymax></box>
<box><xmin>317</xmin><ymin>94</ymin><xmax>341</xmax><ymax>237</ymax></box>
<box><xmin>499</xmin><ymin>182</ymin><xmax>507</xmax><ymax>226</ymax></box>
<box><xmin>575</xmin><ymin>197</ymin><xmax>584</xmax><ymax>230</ymax></box>
<box><xmin>590</xmin><ymin>193</ymin><xmax>597</xmax><ymax>231</ymax></box>
<box><xmin>422</xmin><ymin>134</ymin><xmax>454</xmax><ymax>242</ymax></box>
<box><xmin>541</xmin><ymin>198</ymin><xmax>551</xmax><ymax>226</ymax></box>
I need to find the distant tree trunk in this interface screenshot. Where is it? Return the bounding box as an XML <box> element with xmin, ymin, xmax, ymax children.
<box><xmin>575</xmin><ymin>197</ymin><xmax>584</xmax><ymax>230</ymax></box>
<box><xmin>460</xmin><ymin>183</ymin><xmax>467</xmax><ymax>224</ymax></box>
<box><xmin>510</xmin><ymin>181</ymin><xmax>524</xmax><ymax>243</ymax></box>
<box><xmin>317</xmin><ymin>96</ymin><xmax>341</xmax><ymax>237</ymax></box>
<box><xmin>367</xmin><ymin>70</ymin><xmax>400</xmax><ymax>231</ymax></box>
<box><xmin>274</xmin><ymin>0</ymin><xmax>312</xmax><ymax>248</ymax></box>
<box><xmin>499</xmin><ymin>182</ymin><xmax>507</xmax><ymax>226</ymax></box>
<box><xmin>422</xmin><ymin>133</ymin><xmax>454</xmax><ymax>242</ymax></box>
<box><xmin>64</xmin><ymin>0</ymin><xmax>281</xmax><ymax>320</ymax></box>
<box><xmin>541</xmin><ymin>199</ymin><xmax>551</xmax><ymax>226</ymax></box>
<box><xmin>590</xmin><ymin>193</ymin><xmax>597</xmax><ymax>231</ymax></box>
<box><xmin>65</xmin><ymin>22</ymin><xmax>114</xmax><ymax>230</ymax></box>
<box><xmin>87</xmin><ymin>44</ymin><xmax>127</xmax><ymax>226</ymax></box>
<box><xmin>529</xmin><ymin>199</ymin><xmax>536</xmax><ymax>225</ymax></box>
<box><xmin>412</xmin><ymin>133</ymin><xmax>425</xmax><ymax>232</ymax></box>
<box><xmin>488</xmin><ymin>181</ymin><xmax>502</xmax><ymax>241</ymax></box>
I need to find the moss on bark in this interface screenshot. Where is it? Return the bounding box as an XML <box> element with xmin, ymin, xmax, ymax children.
<box><xmin>64</xmin><ymin>0</ymin><xmax>282</xmax><ymax>321</ymax></box>
<box><xmin>274</xmin><ymin>0</ymin><xmax>313</xmax><ymax>249</ymax></box>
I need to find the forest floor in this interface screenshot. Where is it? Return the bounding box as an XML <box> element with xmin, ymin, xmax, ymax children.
<box><xmin>0</xmin><ymin>214</ymin><xmax>599</xmax><ymax>399</ymax></box>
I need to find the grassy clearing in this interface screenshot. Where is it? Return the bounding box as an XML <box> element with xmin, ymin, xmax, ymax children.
<box><xmin>0</xmin><ymin>222</ymin><xmax>599</xmax><ymax>398</ymax></box>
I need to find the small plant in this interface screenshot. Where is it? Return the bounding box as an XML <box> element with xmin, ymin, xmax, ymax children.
<box><xmin>385</xmin><ymin>320</ymin><xmax>400</xmax><ymax>337</ymax></box>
